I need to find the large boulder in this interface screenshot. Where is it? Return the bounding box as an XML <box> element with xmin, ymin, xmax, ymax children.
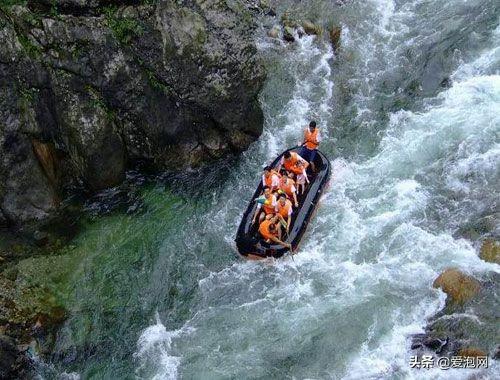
<box><xmin>0</xmin><ymin>0</ymin><xmax>267</xmax><ymax>227</ymax></box>
<box><xmin>433</xmin><ymin>268</ymin><xmax>480</xmax><ymax>305</ymax></box>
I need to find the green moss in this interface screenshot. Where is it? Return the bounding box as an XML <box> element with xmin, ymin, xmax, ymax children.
<box><xmin>104</xmin><ymin>6</ymin><xmax>143</xmax><ymax>44</ymax></box>
<box><xmin>19</xmin><ymin>86</ymin><xmax>38</xmax><ymax>103</ymax></box>
<box><xmin>145</xmin><ymin>68</ymin><xmax>173</xmax><ymax>94</ymax></box>
<box><xmin>16</xmin><ymin>31</ymin><xmax>42</xmax><ymax>57</ymax></box>
<box><xmin>85</xmin><ymin>84</ymin><xmax>116</xmax><ymax>121</ymax></box>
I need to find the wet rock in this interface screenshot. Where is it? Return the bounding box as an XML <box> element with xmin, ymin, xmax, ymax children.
<box><xmin>456</xmin><ymin>213</ymin><xmax>499</xmax><ymax>241</ymax></box>
<box><xmin>302</xmin><ymin>20</ymin><xmax>321</xmax><ymax>35</ymax></box>
<box><xmin>414</xmin><ymin>272</ymin><xmax>499</xmax><ymax>359</ymax></box>
<box><xmin>0</xmin><ymin>333</ymin><xmax>30</xmax><ymax>379</ymax></box>
<box><xmin>329</xmin><ymin>26</ymin><xmax>342</xmax><ymax>51</ymax></box>
<box><xmin>281</xmin><ymin>11</ymin><xmax>298</xmax><ymax>28</ymax></box>
<box><xmin>433</xmin><ymin>268</ymin><xmax>480</xmax><ymax>305</ymax></box>
<box><xmin>283</xmin><ymin>26</ymin><xmax>295</xmax><ymax>42</ymax></box>
<box><xmin>457</xmin><ymin>347</ymin><xmax>487</xmax><ymax>357</ymax></box>
<box><xmin>411</xmin><ymin>334</ymin><xmax>449</xmax><ymax>354</ymax></box>
<box><xmin>440</xmin><ymin>77</ymin><xmax>452</xmax><ymax>88</ymax></box>
<box><xmin>493</xmin><ymin>346</ymin><xmax>500</xmax><ymax>359</ymax></box>
<box><xmin>479</xmin><ymin>239</ymin><xmax>499</xmax><ymax>264</ymax></box>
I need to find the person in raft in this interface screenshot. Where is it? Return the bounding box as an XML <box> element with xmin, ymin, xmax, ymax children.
<box><xmin>300</xmin><ymin>120</ymin><xmax>321</xmax><ymax>172</ymax></box>
<box><xmin>262</xmin><ymin>166</ymin><xmax>281</xmax><ymax>192</ymax></box>
<box><xmin>258</xmin><ymin>214</ymin><xmax>292</xmax><ymax>249</ymax></box>
<box><xmin>277</xmin><ymin>150</ymin><xmax>309</xmax><ymax>176</ymax></box>
<box><xmin>279</xmin><ymin>171</ymin><xmax>299</xmax><ymax>208</ymax></box>
<box><xmin>252</xmin><ymin>186</ymin><xmax>277</xmax><ymax>225</ymax></box>
<box><xmin>294</xmin><ymin>160</ymin><xmax>309</xmax><ymax>195</ymax></box>
<box><xmin>275</xmin><ymin>194</ymin><xmax>293</xmax><ymax>235</ymax></box>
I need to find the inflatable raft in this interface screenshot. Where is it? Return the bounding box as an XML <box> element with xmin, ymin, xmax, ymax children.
<box><xmin>235</xmin><ymin>147</ymin><xmax>331</xmax><ymax>259</ymax></box>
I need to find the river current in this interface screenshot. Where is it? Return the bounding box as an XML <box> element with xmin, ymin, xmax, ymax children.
<box><xmin>31</xmin><ymin>0</ymin><xmax>499</xmax><ymax>379</ymax></box>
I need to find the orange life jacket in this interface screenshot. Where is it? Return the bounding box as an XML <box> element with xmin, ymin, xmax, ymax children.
<box><xmin>264</xmin><ymin>170</ymin><xmax>281</xmax><ymax>188</ymax></box>
<box><xmin>304</xmin><ymin>128</ymin><xmax>319</xmax><ymax>150</ymax></box>
<box><xmin>283</xmin><ymin>152</ymin><xmax>304</xmax><ymax>175</ymax></box>
<box><xmin>259</xmin><ymin>219</ymin><xmax>277</xmax><ymax>240</ymax></box>
<box><xmin>280</xmin><ymin>177</ymin><xmax>296</xmax><ymax>197</ymax></box>
<box><xmin>262</xmin><ymin>195</ymin><xmax>275</xmax><ymax>214</ymax></box>
<box><xmin>276</xmin><ymin>199</ymin><xmax>292</xmax><ymax>219</ymax></box>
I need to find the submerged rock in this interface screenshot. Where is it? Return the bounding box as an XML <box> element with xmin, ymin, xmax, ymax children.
<box><xmin>0</xmin><ymin>0</ymin><xmax>267</xmax><ymax>227</ymax></box>
<box><xmin>302</xmin><ymin>20</ymin><xmax>322</xmax><ymax>36</ymax></box>
<box><xmin>329</xmin><ymin>26</ymin><xmax>342</xmax><ymax>51</ymax></box>
<box><xmin>283</xmin><ymin>26</ymin><xmax>295</xmax><ymax>42</ymax></box>
<box><xmin>268</xmin><ymin>25</ymin><xmax>281</xmax><ymax>39</ymax></box>
<box><xmin>433</xmin><ymin>268</ymin><xmax>480</xmax><ymax>305</ymax></box>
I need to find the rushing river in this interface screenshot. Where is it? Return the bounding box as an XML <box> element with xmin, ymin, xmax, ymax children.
<box><xmin>28</xmin><ymin>0</ymin><xmax>499</xmax><ymax>379</ymax></box>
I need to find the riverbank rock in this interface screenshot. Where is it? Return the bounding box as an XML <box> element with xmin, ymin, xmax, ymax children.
<box><xmin>0</xmin><ymin>0</ymin><xmax>267</xmax><ymax>228</ymax></box>
<box><xmin>480</xmin><ymin>239</ymin><xmax>499</xmax><ymax>264</ymax></box>
<box><xmin>433</xmin><ymin>268</ymin><xmax>480</xmax><ymax>305</ymax></box>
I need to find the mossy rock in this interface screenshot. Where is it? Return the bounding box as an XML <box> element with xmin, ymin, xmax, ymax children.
<box><xmin>433</xmin><ymin>268</ymin><xmax>480</xmax><ymax>305</ymax></box>
<box><xmin>480</xmin><ymin>239</ymin><xmax>499</xmax><ymax>264</ymax></box>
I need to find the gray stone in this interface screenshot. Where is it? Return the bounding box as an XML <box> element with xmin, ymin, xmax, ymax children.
<box><xmin>0</xmin><ymin>0</ymin><xmax>268</xmax><ymax>227</ymax></box>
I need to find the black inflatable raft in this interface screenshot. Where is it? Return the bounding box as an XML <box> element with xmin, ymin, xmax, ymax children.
<box><xmin>235</xmin><ymin>146</ymin><xmax>331</xmax><ymax>259</ymax></box>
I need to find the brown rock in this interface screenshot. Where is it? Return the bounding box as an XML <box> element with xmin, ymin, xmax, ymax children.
<box><xmin>457</xmin><ymin>347</ymin><xmax>487</xmax><ymax>357</ymax></box>
<box><xmin>479</xmin><ymin>239</ymin><xmax>500</xmax><ymax>264</ymax></box>
<box><xmin>433</xmin><ymin>268</ymin><xmax>480</xmax><ymax>305</ymax></box>
<box><xmin>329</xmin><ymin>26</ymin><xmax>341</xmax><ymax>51</ymax></box>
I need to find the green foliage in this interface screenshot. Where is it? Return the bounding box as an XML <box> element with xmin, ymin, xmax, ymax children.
<box><xmin>145</xmin><ymin>68</ymin><xmax>171</xmax><ymax>94</ymax></box>
<box><xmin>104</xmin><ymin>6</ymin><xmax>143</xmax><ymax>44</ymax></box>
<box><xmin>16</xmin><ymin>31</ymin><xmax>41</xmax><ymax>57</ymax></box>
<box><xmin>20</xmin><ymin>87</ymin><xmax>39</xmax><ymax>103</ymax></box>
<box><xmin>49</xmin><ymin>0</ymin><xmax>60</xmax><ymax>19</ymax></box>
<box><xmin>0</xmin><ymin>0</ymin><xmax>27</xmax><ymax>8</ymax></box>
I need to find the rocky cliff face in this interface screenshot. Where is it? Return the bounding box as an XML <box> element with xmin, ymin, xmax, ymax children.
<box><xmin>0</xmin><ymin>0</ymin><xmax>268</xmax><ymax>228</ymax></box>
